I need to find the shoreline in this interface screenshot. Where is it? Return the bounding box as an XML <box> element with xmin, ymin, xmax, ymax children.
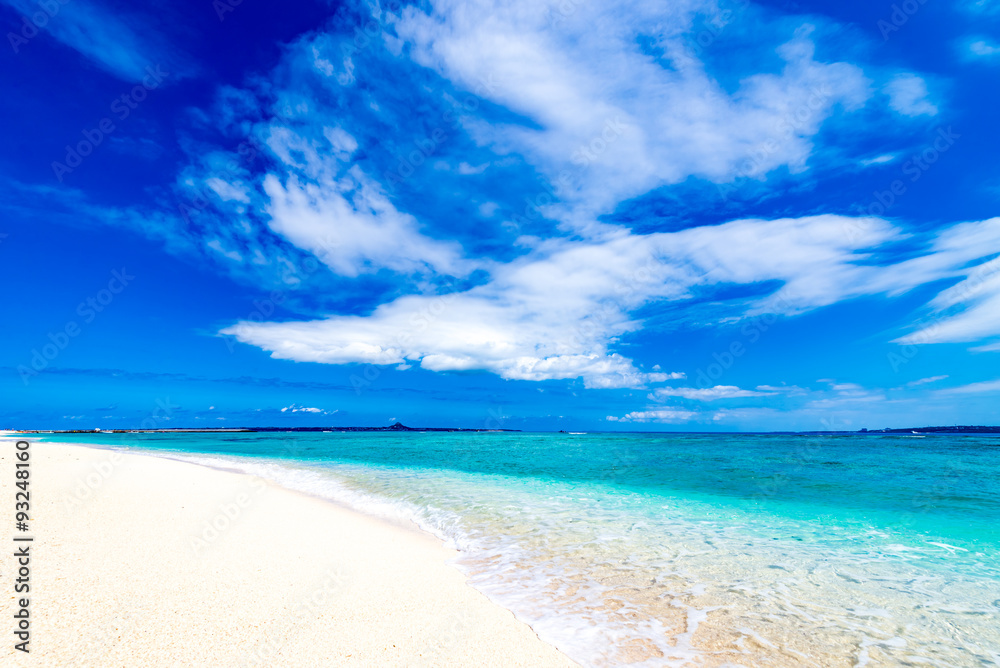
<box><xmin>0</xmin><ymin>439</ymin><xmax>577</xmax><ymax>667</ymax></box>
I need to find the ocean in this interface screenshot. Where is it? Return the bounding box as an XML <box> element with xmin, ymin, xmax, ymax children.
<box><xmin>40</xmin><ymin>431</ymin><xmax>1000</xmax><ymax>666</ymax></box>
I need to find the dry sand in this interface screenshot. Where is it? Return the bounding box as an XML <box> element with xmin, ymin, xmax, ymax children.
<box><xmin>0</xmin><ymin>439</ymin><xmax>577</xmax><ymax>667</ymax></box>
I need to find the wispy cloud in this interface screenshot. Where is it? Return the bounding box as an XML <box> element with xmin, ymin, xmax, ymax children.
<box><xmin>21</xmin><ymin>0</ymin><xmax>994</xmax><ymax>407</ymax></box>
<box><xmin>606</xmin><ymin>409</ymin><xmax>697</xmax><ymax>423</ymax></box>
<box><xmin>860</xmin><ymin>154</ymin><xmax>896</xmax><ymax>167</ymax></box>
<box><xmin>970</xmin><ymin>39</ymin><xmax>1000</xmax><ymax>58</ymax></box>
<box><xmin>224</xmin><ymin>214</ymin><xmax>1000</xmax><ymax>388</ymax></box>
<box><xmin>884</xmin><ymin>74</ymin><xmax>938</xmax><ymax>116</ymax></box>
<box><xmin>963</xmin><ymin>37</ymin><xmax>1000</xmax><ymax>63</ymax></box>
<box><xmin>905</xmin><ymin>375</ymin><xmax>949</xmax><ymax>387</ymax></box>
<box><xmin>280</xmin><ymin>404</ymin><xmax>336</xmax><ymax>414</ymax></box>
<box><xmin>394</xmin><ymin>3</ymin><xmax>872</xmax><ymax>229</ymax></box>
<box><xmin>0</xmin><ymin>0</ymin><xmax>195</xmax><ymax>82</ymax></box>
<box><xmin>895</xmin><ymin>239</ymin><xmax>1000</xmax><ymax>345</ymax></box>
<box><xmin>648</xmin><ymin>385</ymin><xmax>776</xmax><ymax>401</ymax></box>
<box><xmin>935</xmin><ymin>379</ymin><xmax>1000</xmax><ymax>395</ymax></box>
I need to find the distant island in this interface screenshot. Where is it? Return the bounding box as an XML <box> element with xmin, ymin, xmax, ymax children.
<box><xmin>8</xmin><ymin>423</ymin><xmax>1000</xmax><ymax>435</ymax></box>
<box><xmin>858</xmin><ymin>425</ymin><xmax>1000</xmax><ymax>434</ymax></box>
<box><xmin>12</xmin><ymin>421</ymin><xmax>520</xmax><ymax>434</ymax></box>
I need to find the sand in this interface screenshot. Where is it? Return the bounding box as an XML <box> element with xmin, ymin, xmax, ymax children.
<box><xmin>0</xmin><ymin>439</ymin><xmax>577</xmax><ymax>667</ymax></box>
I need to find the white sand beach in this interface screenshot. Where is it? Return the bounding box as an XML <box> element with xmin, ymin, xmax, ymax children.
<box><xmin>0</xmin><ymin>440</ymin><xmax>576</xmax><ymax>667</ymax></box>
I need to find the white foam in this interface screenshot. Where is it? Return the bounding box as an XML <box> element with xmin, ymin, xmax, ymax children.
<box><xmin>135</xmin><ymin>449</ymin><xmax>1000</xmax><ymax>667</ymax></box>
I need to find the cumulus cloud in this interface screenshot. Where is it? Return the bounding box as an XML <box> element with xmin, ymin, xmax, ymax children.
<box><xmin>395</xmin><ymin>1</ymin><xmax>871</xmax><ymax>230</ymax></box>
<box><xmin>280</xmin><ymin>404</ymin><xmax>333</xmax><ymax>413</ymax></box>
<box><xmin>905</xmin><ymin>375</ymin><xmax>948</xmax><ymax>387</ymax></box>
<box><xmin>804</xmin><ymin>381</ymin><xmax>886</xmax><ymax>408</ymax></box>
<box><xmin>884</xmin><ymin>74</ymin><xmax>938</xmax><ymax>116</ymax></box>
<box><xmin>0</xmin><ymin>0</ymin><xmax>195</xmax><ymax>82</ymax></box>
<box><xmin>968</xmin><ymin>39</ymin><xmax>1000</xmax><ymax>59</ymax></box>
<box><xmin>893</xmin><ymin>220</ymin><xmax>1000</xmax><ymax>345</ymax></box>
<box><xmin>649</xmin><ymin>385</ymin><xmax>777</xmax><ymax>401</ymax></box>
<box><xmin>606</xmin><ymin>409</ymin><xmax>698</xmax><ymax>423</ymax></box>
<box><xmin>936</xmin><ymin>379</ymin><xmax>1000</xmax><ymax>394</ymax></box>
<box><xmin>860</xmin><ymin>154</ymin><xmax>895</xmax><ymax>167</ymax></box>
<box><xmin>93</xmin><ymin>0</ymin><xmax>996</xmax><ymax>393</ymax></box>
<box><xmin>223</xmin><ymin>214</ymin><xmax>997</xmax><ymax>388</ymax></box>
<box><xmin>262</xmin><ymin>156</ymin><xmax>471</xmax><ymax>278</ymax></box>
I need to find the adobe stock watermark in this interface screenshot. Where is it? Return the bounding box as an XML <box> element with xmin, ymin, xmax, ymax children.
<box><xmin>220</xmin><ymin>235</ymin><xmax>341</xmax><ymax>354</ymax></box>
<box><xmin>887</xmin><ymin>255</ymin><xmax>1000</xmax><ymax>372</ymax></box>
<box><xmin>6</xmin><ymin>0</ymin><xmax>71</xmax><ymax>54</ymax></box>
<box><xmin>382</xmin><ymin>74</ymin><xmax>499</xmax><ymax>191</ymax></box>
<box><xmin>752</xmin><ymin>438</ymin><xmax>824</xmax><ymax>503</ymax></box>
<box><xmin>570</xmin><ymin>117</ymin><xmax>626</xmax><ymax>167</ymax></box>
<box><xmin>61</xmin><ymin>450</ymin><xmax>123</xmax><ymax>513</ymax></box>
<box><xmin>895</xmin><ymin>458</ymin><xmax>971</xmax><ymax>530</ymax></box>
<box><xmin>562</xmin><ymin>253</ymin><xmax>663</xmax><ymax>353</ymax></box>
<box><xmin>877</xmin><ymin>0</ymin><xmax>931</xmax><ymax>41</ymax></box>
<box><xmin>507</xmin><ymin>114</ymin><xmax>627</xmax><ymax>229</ymax></box>
<box><xmin>349</xmin><ymin>281</ymin><xmax>461</xmax><ymax>394</ymax></box>
<box><xmin>685</xmin><ymin>0</ymin><xmax>751</xmax><ymax>56</ymax></box>
<box><xmin>221</xmin><ymin>289</ymin><xmax>288</xmax><ymax>353</ymax></box>
<box><xmin>694</xmin><ymin>294</ymin><xmax>793</xmax><ymax>388</ymax></box>
<box><xmin>718</xmin><ymin>83</ymin><xmax>834</xmax><ymax>201</ymax></box>
<box><xmin>212</xmin><ymin>0</ymin><xmax>245</xmax><ymax>21</ymax></box>
<box><xmin>329</xmin><ymin>0</ymin><xmax>403</xmax><ymax>82</ymax></box>
<box><xmin>177</xmin><ymin>137</ymin><xmax>261</xmax><ymax>225</ymax></box>
<box><xmin>243</xmin><ymin>567</ymin><xmax>349</xmax><ymax>667</ymax></box>
<box><xmin>189</xmin><ymin>477</ymin><xmax>267</xmax><ymax>556</ymax></box>
<box><xmin>51</xmin><ymin>66</ymin><xmax>169</xmax><ymax>182</ymax></box>
<box><xmin>414</xmin><ymin>610</ymin><xmax>473</xmax><ymax>666</ymax></box>
<box><xmin>17</xmin><ymin>268</ymin><xmax>135</xmax><ymax>385</ymax></box>
<box><xmin>481</xmin><ymin>406</ymin><xmax>507</xmax><ymax>430</ymax></box>
<box><xmin>846</xmin><ymin>126</ymin><xmax>960</xmax><ymax>243</ymax></box>
<box><xmin>61</xmin><ymin>397</ymin><xmax>176</xmax><ymax>511</ymax></box>
<box><xmin>544</xmin><ymin>0</ymin><xmax>586</xmax><ymax>26</ymax></box>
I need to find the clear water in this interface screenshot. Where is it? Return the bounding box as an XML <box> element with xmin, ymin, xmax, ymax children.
<box><xmin>40</xmin><ymin>431</ymin><xmax>1000</xmax><ymax>666</ymax></box>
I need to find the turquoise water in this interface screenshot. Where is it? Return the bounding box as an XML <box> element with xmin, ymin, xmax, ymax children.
<box><xmin>41</xmin><ymin>431</ymin><xmax>1000</xmax><ymax>666</ymax></box>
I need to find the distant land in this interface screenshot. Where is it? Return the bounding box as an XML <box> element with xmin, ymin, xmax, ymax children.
<box><xmin>7</xmin><ymin>424</ymin><xmax>1000</xmax><ymax>434</ymax></box>
<box><xmin>858</xmin><ymin>425</ymin><xmax>1000</xmax><ymax>434</ymax></box>
<box><xmin>11</xmin><ymin>422</ymin><xmax>519</xmax><ymax>434</ymax></box>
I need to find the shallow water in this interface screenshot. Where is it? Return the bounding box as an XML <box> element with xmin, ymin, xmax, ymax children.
<box><xmin>41</xmin><ymin>431</ymin><xmax>1000</xmax><ymax>666</ymax></box>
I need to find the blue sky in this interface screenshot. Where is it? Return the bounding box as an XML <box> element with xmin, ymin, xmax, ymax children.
<box><xmin>2</xmin><ymin>0</ymin><xmax>999</xmax><ymax>431</ymax></box>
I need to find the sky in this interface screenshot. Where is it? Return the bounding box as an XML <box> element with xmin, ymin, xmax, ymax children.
<box><xmin>1</xmin><ymin>0</ymin><xmax>999</xmax><ymax>432</ymax></box>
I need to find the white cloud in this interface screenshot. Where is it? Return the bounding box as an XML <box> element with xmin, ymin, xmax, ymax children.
<box><xmin>206</xmin><ymin>178</ymin><xmax>251</xmax><ymax>203</ymax></box>
<box><xmin>262</xmin><ymin>127</ymin><xmax>472</xmax><ymax>278</ymax></box>
<box><xmin>906</xmin><ymin>375</ymin><xmax>948</xmax><ymax>387</ymax></box>
<box><xmin>711</xmin><ymin>408</ymin><xmax>781</xmax><ymax>423</ymax></box>
<box><xmin>860</xmin><ymin>154</ymin><xmax>895</xmax><ymax>166</ymax></box>
<box><xmin>395</xmin><ymin>2</ymin><xmax>871</xmax><ymax>230</ymax></box>
<box><xmin>894</xmin><ymin>221</ymin><xmax>1000</xmax><ymax>345</ymax></box>
<box><xmin>884</xmin><ymin>74</ymin><xmax>938</xmax><ymax>116</ymax></box>
<box><xmin>457</xmin><ymin>162</ymin><xmax>489</xmax><ymax>175</ymax></box>
<box><xmin>804</xmin><ymin>381</ymin><xmax>886</xmax><ymax>408</ymax></box>
<box><xmin>936</xmin><ymin>379</ymin><xmax>1000</xmax><ymax>395</ymax></box>
<box><xmin>206</xmin><ymin>239</ymin><xmax>243</xmax><ymax>262</ymax></box>
<box><xmin>606</xmin><ymin>409</ymin><xmax>697</xmax><ymax>423</ymax></box>
<box><xmin>755</xmin><ymin>384</ymin><xmax>807</xmax><ymax>394</ymax></box>
<box><xmin>223</xmin><ymin>214</ymin><xmax>995</xmax><ymax>388</ymax></box>
<box><xmin>960</xmin><ymin>1</ymin><xmax>1000</xmax><ymax>17</ymax></box>
<box><xmin>649</xmin><ymin>385</ymin><xmax>776</xmax><ymax>401</ymax></box>
<box><xmin>0</xmin><ymin>0</ymin><xmax>193</xmax><ymax>82</ymax></box>
<box><xmin>969</xmin><ymin>39</ymin><xmax>1000</xmax><ymax>58</ymax></box>
<box><xmin>280</xmin><ymin>404</ymin><xmax>332</xmax><ymax>413</ymax></box>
